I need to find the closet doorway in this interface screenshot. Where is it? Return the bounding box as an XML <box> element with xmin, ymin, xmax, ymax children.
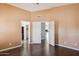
<box><xmin>21</xmin><ymin>21</ymin><xmax>30</xmax><ymax>45</ymax></box>
<box><xmin>32</xmin><ymin>21</ymin><xmax>55</xmax><ymax>46</ymax></box>
<box><xmin>32</xmin><ymin>21</ymin><xmax>55</xmax><ymax>55</ymax></box>
<box><xmin>21</xmin><ymin>21</ymin><xmax>30</xmax><ymax>55</ymax></box>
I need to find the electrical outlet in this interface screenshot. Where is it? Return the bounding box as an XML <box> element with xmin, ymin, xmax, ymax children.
<box><xmin>9</xmin><ymin>43</ymin><xmax>12</xmax><ymax>46</ymax></box>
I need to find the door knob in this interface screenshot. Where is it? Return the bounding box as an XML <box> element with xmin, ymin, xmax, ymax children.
<box><xmin>45</xmin><ymin>30</ymin><xmax>48</xmax><ymax>32</ymax></box>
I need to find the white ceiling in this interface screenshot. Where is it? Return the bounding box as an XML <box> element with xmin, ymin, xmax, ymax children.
<box><xmin>9</xmin><ymin>3</ymin><xmax>70</xmax><ymax>12</ymax></box>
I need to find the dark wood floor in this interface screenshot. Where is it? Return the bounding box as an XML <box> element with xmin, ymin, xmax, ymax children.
<box><xmin>0</xmin><ymin>44</ymin><xmax>79</xmax><ymax>56</ymax></box>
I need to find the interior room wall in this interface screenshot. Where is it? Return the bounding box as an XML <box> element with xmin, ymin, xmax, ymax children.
<box><xmin>31</xmin><ymin>4</ymin><xmax>79</xmax><ymax>49</ymax></box>
<box><xmin>0</xmin><ymin>4</ymin><xmax>30</xmax><ymax>50</ymax></box>
<box><xmin>0</xmin><ymin>3</ymin><xmax>79</xmax><ymax>50</ymax></box>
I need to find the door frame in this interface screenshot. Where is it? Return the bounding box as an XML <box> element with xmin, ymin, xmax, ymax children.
<box><xmin>32</xmin><ymin>21</ymin><xmax>55</xmax><ymax>46</ymax></box>
<box><xmin>40</xmin><ymin>21</ymin><xmax>55</xmax><ymax>46</ymax></box>
<box><xmin>21</xmin><ymin>21</ymin><xmax>30</xmax><ymax>44</ymax></box>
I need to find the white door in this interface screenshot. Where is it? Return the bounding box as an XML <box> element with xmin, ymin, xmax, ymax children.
<box><xmin>41</xmin><ymin>21</ymin><xmax>55</xmax><ymax>46</ymax></box>
<box><xmin>21</xmin><ymin>21</ymin><xmax>30</xmax><ymax>44</ymax></box>
<box><xmin>45</xmin><ymin>22</ymin><xmax>50</xmax><ymax>44</ymax></box>
<box><xmin>32</xmin><ymin>22</ymin><xmax>41</xmax><ymax>44</ymax></box>
<box><xmin>21</xmin><ymin>21</ymin><xmax>30</xmax><ymax>56</ymax></box>
<box><xmin>49</xmin><ymin>21</ymin><xmax>55</xmax><ymax>46</ymax></box>
<box><xmin>31</xmin><ymin>21</ymin><xmax>55</xmax><ymax>46</ymax></box>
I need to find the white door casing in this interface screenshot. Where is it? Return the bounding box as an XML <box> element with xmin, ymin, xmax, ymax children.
<box><xmin>32</xmin><ymin>21</ymin><xmax>55</xmax><ymax>46</ymax></box>
<box><xmin>21</xmin><ymin>21</ymin><xmax>30</xmax><ymax>44</ymax></box>
<box><xmin>49</xmin><ymin>21</ymin><xmax>55</xmax><ymax>46</ymax></box>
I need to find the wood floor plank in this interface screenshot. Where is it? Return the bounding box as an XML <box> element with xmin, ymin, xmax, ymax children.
<box><xmin>0</xmin><ymin>44</ymin><xmax>79</xmax><ymax>56</ymax></box>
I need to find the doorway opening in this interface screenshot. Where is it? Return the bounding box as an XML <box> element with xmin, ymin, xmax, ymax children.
<box><xmin>32</xmin><ymin>21</ymin><xmax>55</xmax><ymax>46</ymax></box>
<box><xmin>21</xmin><ymin>21</ymin><xmax>54</xmax><ymax>55</ymax></box>
<box><xmin>41</xmin><ymin>22</ymin><xmax>49</xmax><ymax>45</ymax></box>
<box><xmin>21</xmin><ymin>21</ymin><xmax>30</xmax><ymax>55</ymax></box>
<box><xmin>21</xmin><ymin>21</ymin><xmax>30</xmax><ymax>44</ymax></box>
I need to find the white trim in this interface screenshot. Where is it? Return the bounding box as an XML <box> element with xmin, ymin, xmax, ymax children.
<box><xmin>0</xmin><ymin>45</ymin><xmax>22</xmax><ymax>52</ymax></box>
<box><xmin>49</xmin><ymin>43</ymin><xmax>55</xmax><ymax>46</ymax></box>
<box><xmin>56</xmin><ymin>44</ymin><xmax>79</xmax><ymax>51</ymax></box>
<box><xmin>21</xmin><ymin>21</ymin><xmax>30</xmax><ymax>44</ymax></box>
<box><xmin>49</xmin><ymin>21</ymin><xmax>55</xmax><ymax>46</ymax></box>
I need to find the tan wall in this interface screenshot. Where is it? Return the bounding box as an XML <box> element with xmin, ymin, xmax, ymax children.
<box><xmin>0</xmin><ymin>3</ymin><xmax>79</xmax><ymax>50</ymax></box>
<box><xmin>0</xmin><ymin>4</ymin><xmax>30</xmax><ymax>50</ymax></box>
<box><xmin>31</xmin><ymin>4</ymin><xmax>79</xmax><ymax>49</ymax></box>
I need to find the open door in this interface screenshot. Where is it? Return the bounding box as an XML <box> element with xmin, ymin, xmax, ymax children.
<box><xmin>32</xmin><ymin>21</ymin><xmax>55</xmax><ymax>46</ymax></box>
<box><xmin>49</xmin><ymin>21</ymin><xmax>55</xmax><ymax>46</ymax></box>
<box><xmin>21</xmin><ymin>21</ymin><xmax>30</xmax><ymax>44</ymax></box>
<box><xmin>41</xmin><ymin>21</ymin><xmax>55</xmax><ymax>46</ymax></box>
<box><xmin>21</xmin><ymin>21</ymin><xmax>30</xmax><ymax>56</ymax></box>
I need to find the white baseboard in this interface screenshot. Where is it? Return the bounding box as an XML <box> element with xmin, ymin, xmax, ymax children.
<box><xmin>56</xmin><ymin>44</ymin><xmax>79</xmax><ymax>51</ymax></box>
<box><xmin>49</xmin><ymin>43</ymin><xmax>55</xmax><ymax>46</ymax></box>
<box><xmin>0</xmin><ymin>45</ymin><xmax>22</xmax><ymax>52</ymax></box>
